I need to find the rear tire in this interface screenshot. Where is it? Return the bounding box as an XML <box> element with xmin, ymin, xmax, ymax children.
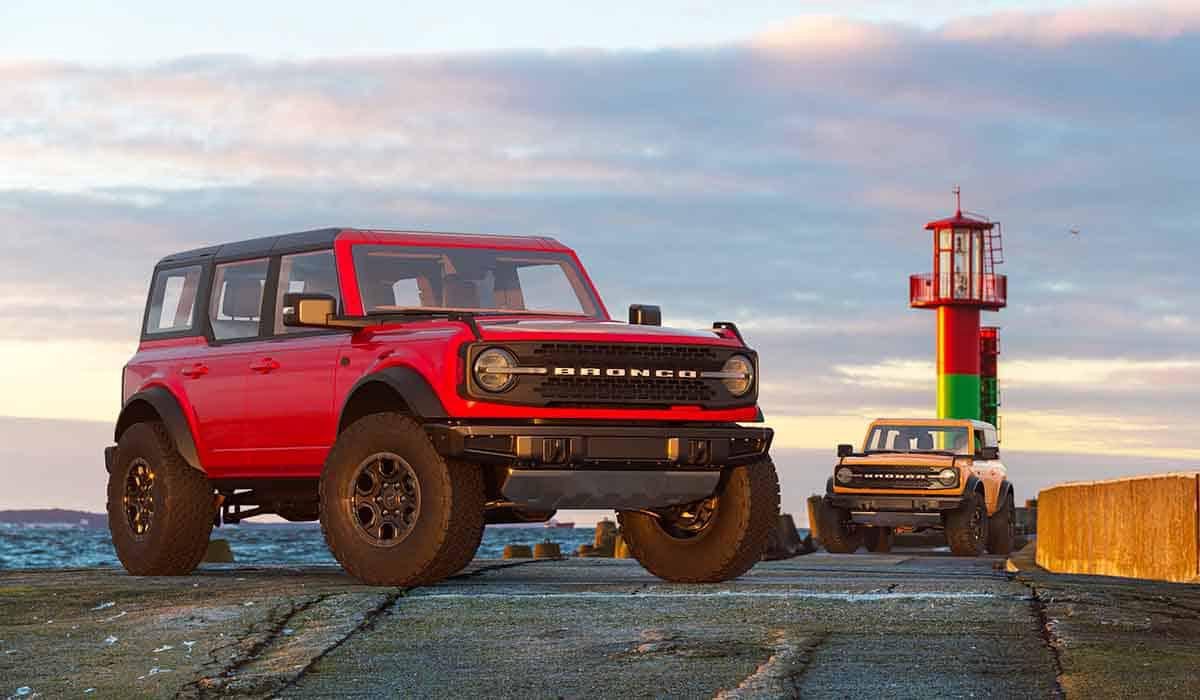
<box><xmin>319</xmin><ymin>413</ymin><xmax>484</xmax><ymax>587</ymax></box>
<box><xmin>107</xmin><ymin>422</ymin><xmax>214</xmax><ymax>576</ymax></box>
<box><xmin>617</xmin><ymin>458</ymin><xmax>780</xmax><ymax>583</ymax></box>
<box><xmin>986</xmin><ymin>495</ymin><xmax>1015</xmax><ymax>555</ymax></box>
<box><xmin>865</xmin><ymin>526</ymin><xmax>894</xmax><ymax>553</ymax></box>
<box><xmin>815</xmin><ymin>499</ymin><xmax>863</xmax><ymax>553</ymax></box>
<box><xmin>945</xmin><ymin>491</ymin><xmax>988</xmax><ymax>556</ymax></box>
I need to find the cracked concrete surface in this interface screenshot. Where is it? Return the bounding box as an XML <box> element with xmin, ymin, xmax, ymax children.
<box><xmin>0</xmin><ymin>551</ymin><xmax>1196</xmax><ymax>698</ymax></box>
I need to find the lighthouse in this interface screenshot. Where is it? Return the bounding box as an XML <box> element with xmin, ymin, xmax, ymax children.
<box><xmin>909</xmin><ymin>189</ymin><xmax>1007</xmax><ymax>425</ymax></box>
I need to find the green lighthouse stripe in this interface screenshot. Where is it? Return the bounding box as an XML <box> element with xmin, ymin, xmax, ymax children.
<box><xmin>938</xmin><ymin>373</ymin><xmax>981</xmax><ymax>421</ymax></box>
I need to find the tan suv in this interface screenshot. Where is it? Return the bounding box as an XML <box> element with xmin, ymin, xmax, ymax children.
<box><xmin>814</xmin><ymin>419</ymin><xmax>1014</xmax><ymax>556</ymax></box>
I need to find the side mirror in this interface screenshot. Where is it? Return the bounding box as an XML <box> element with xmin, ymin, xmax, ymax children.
<box><xmin>628</xmin><ymin>304</ymin><xmax>662</xmax><ymax>326</ymax></box>
<box><xmin>282</xmin><ymin>293</ymin><xmax>338</xmax><ymax>328</ymax></box>
<box><xmin>978</xmin><ymin>446</ymin><xmax>1000</xmax><ymax>460</ymax></box>
<box><xmin>837</xmin><ymin>444</ymin><xmax>854</xmax><ymax>458</ymax></box>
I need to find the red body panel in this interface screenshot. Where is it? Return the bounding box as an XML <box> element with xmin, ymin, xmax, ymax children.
<box><xmin>122</xmin><ymin>229</ymin><xmax>761</xmax><ymax>480</ymax></box>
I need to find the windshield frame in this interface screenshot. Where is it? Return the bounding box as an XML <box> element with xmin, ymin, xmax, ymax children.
<box><xmin>863</xmin><ymin>423</ymin><xmax>975</xmax><ymax>456</ymax></box>
<box><xmin>349</xmin><ymin>243</ymin><xmax>605</xmax><ymax>319</ymax></box>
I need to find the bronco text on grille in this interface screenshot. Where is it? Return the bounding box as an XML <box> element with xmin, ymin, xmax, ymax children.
<box><xmin>464</xmin><ymin>342</ymin><xmax>758</xmax><ymax>408</ymax></box>
<box><xmin>842</xmin><ymin>467</ymin><xmax>950</xmax><ymax>489</ymax></box>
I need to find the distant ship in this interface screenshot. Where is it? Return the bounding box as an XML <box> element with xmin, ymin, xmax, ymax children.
<box><xmin>544</xmin><ymin>519</ymin><xmax>576</xmax><ymax>529</ymax></box>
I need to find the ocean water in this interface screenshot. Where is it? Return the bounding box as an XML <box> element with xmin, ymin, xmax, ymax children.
<box><xmin>0</xmin><ymin>523</ymin><xmax>599</xmax><ymax>570</ymax></box>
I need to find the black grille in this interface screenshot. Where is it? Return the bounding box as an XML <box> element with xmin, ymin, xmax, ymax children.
<box><xmin>527</xmin><ymin>343</ymin><xmax>723</xmax><ymax>366</ymax></box>
<box><xmin>843</xmin><ymin>466</ymin><xmax>950</xmax><ymax>490</ymax></box>
<box><xmin>466</xmin><ymin>341</ymin><xmax>755</xmax><ymax>408</ymax></box>
<box><xmin>537</xmin><ymin>376</ymin><xmax>715</xmax><ymax>403</ymax></box>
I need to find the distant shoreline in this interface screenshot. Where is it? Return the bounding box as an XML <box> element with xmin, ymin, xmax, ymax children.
<box><xmin>0</xmin><ymin>509</ymin><xmax>108</xmax><ymax>527</ymax></box>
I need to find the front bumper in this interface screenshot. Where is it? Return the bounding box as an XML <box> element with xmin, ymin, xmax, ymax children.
<box><xmin>826</xmin><ymin>493</ymin><xmax>966</xmax><ymax>528</ymax></box>
<box><xmin>426</xmin><ymin>422</ymin><xmax>772</xmax><ymax>509</ymax></box>
<box><xmin>426</xmin><ymin>423</ymin><xmax>772</xmax><ymax>468</ymax></box>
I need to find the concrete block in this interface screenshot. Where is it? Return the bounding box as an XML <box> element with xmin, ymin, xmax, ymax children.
<box><xmin>1037</xmin><ymin>472</ymin><xmax>1200</xmax><ymax>583</ymax></box>
<box><xmin>533</xmin><ymin>541</ymin><xmax>562</xmax><ymax>559</ymax></box>
<box><xmin>503</xmin><ymin>544</ymin><xmax>533</xmax><ymax>559</ymax></box>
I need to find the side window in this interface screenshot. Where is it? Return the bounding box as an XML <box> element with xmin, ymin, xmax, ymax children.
<box><xmin>210</xmin><ymin>259</ymin><xmax>269</xmax><ymax>341</ymax></box>
<box><xmin>275</xmin><ymin>250</ymin><xmax>341</xmax><ymax>334</ymax></box>
<box><xmin>145</xmin><ymin>265</ymin><xmax>202</xmax><ymax>335</ymax></box>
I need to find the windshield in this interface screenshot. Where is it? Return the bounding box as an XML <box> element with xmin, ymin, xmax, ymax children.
<box><xmin>865</xmin><ymin>425</ymin><xmax>974</xmax><ymax>455</ymax></box>
<box><xmin>352</xmin><ymin>245</ymin><xmax>602</xmax><ymax>317</ymax></box>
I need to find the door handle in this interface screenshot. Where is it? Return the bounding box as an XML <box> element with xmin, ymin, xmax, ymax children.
<box><xmin>250</xmin><ymin>358</ymin><xmax>281</xmax><ymax>373</ymax></box>
<box><xmin>180</xmin><ymin>363</ymin><xmax>209</xmax><ymax>378</ymax></box>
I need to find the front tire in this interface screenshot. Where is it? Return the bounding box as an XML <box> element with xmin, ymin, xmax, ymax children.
<box><xmin>945</xmin><ymin>491</ymin><xmax>989</xmax><ymax>556</ymax></box>
<box><xmin>107</xmin><ymin>422</ymin><xmax>214</xmax><ymax>576</ymax></box>
<box><xmin>617</xmin><ymin>458</ymin><xmax>780</xmax><ymax>583</ymax></box>
<box><xmin>814</xmin><ymin>499</ymin><xmax>863</xmax><ymax>553</ymax></box>
<box><xmin>865</xmin><ymin>526</ymin><xmax>894</xmax><ymax>553</ymax></box>
<box><xmin>986</xmin><ymin>495</ymin><xmax>1015</xmax><ymax>555</ymax></box>
<box><xmin>319</xmin><ymin>414</ymin><xmax>484</xmax><ymax>586</ymax></box>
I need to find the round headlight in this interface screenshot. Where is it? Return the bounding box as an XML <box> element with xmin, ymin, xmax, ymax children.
<box><xmin>474</xmin><ymin>348</ymin><xmax>518</xmax><ymax>392</ymax></box>
<box><xmin>938</xmin><ymin>468</ymin><xmax>958</xmax><ymax>486</ymax></box>
<box><xmin>721</xmin><ymin>354</ymin><xmax>755</xmax><ymax>397</ymax></box>
<box><xmin>836</xmin><ymin>467</ymin><xmax>854</xmax><ymax>484</ymax></box>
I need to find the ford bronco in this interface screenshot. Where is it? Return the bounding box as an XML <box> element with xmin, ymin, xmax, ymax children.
<box><xmin>814</xmin><ymin>419</ymin><xmax>1014</xmax><ymax>556</ymax></box>
<box><xmin>107</xmin><ymin>228</ymin><xmax>779</xmax><ymax>585</ymax></box>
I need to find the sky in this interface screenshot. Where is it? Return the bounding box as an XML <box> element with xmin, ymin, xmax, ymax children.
<box><xmin>2</xmin><ymin>0</ymin><xmax>1199</xmax><ymax>522</ymax></box>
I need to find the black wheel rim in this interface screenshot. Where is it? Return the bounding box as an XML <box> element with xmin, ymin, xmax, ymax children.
<box><xmin>349</xmin><ymin>452</ymin><xmax>421</xmax><ymax>547</ymax></box>
<box><xmin>655</xmin><ymin>497</ymin><xmax>717</xmax><ymax>540</ymax></box>
<box><xmin>124</xmin><ymin>458</ymin><xmax>155</xmax><ymax>538</ymax></box>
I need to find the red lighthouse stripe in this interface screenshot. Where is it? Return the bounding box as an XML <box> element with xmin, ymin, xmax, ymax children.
<box><xmin>937</xmin><ymin>306</ymin><xmax>981</xmax><ymax>375</ymax></box>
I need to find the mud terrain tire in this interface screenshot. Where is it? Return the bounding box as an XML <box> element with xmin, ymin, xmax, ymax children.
<box><xmin>865</xmin><ymin>526</ymin><xmax>894</xmax><ymax>553</ymax></box>
<box><xmin>107</xmin><ymin>421</ymin><xmax>214</xmax><ymax>576</ymax></box>
<box><xmin>986</xmin><ymin>495</ymin><xmax>1015</xmax><ymax>555</ymax></box>
<box><xmin>945</xmin><ymin>491</ymin><xmax>989</xmax><ymax>556</ymax></box>
<box><xmin>319</xmin><ymin>413</ymin><xmax>484</xmax><ymax>586</ymax></box>
<box><xmin>617</xmin><ymin>458</ymin><xmax>780</xmax><ymax>583</ymax></box>
<box><xmin>814</xmin><ymin>499</ymin><xmax>864</xmax><ymax>553</ymax></box>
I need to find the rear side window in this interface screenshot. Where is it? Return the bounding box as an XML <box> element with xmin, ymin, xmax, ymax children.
<box><xmin>145</xmin><ymin>265</ymin><xmax>203</xmax><ymax>335</ymax></box>
<box><xmin>209</xmin><ymin>259</ymin><xmax>269</xmax><ymax>341</ymax></box>
<box><xmin>274</xmin><ymin>250</ymin><xmax>341</xmax><ymax>334</ymax></box>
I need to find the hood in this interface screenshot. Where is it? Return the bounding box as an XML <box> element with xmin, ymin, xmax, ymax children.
<box><xmin>474</xmin><ymin>317</ymin><xmax>744</xmax><ymax>346</ymax></box>
<box><xmin>841</xmin><ymin>453</ymin><xmax>963</xmax><ymax>468</ymax></box>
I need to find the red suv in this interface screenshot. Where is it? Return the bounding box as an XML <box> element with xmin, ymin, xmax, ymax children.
<box><xmin>107</xmin><ymin>228</ymin><xmax>778</xmax><ymax>585</ymax></box>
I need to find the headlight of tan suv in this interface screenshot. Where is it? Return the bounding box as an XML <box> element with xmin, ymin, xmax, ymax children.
<box><xmin>474</xmin><ymin>348</ymin><xmax>518</xmax><ymax>392</ymax></box>
<box><xmin>938</xmin><ymin>468</ymin><xmax>959</xmax><ymax>487</ymax></box>
<box><xmin>836</xmin><ymin>467</ymin><xmax>854</xmax><ymax>484</ymax></box>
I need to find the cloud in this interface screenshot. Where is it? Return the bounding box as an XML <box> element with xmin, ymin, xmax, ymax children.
<box><xmin>940</xmin><ymin>2</ymin><xmax>1200</xmax><ymax>45</ymax></box>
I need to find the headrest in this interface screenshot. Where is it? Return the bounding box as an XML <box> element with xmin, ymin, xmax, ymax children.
<box><xmin>443</xmin><ymin>274</ymin><xmax>480</xmax><ymax>309</ymax></box>
<box><xmin>916</xmin><ymin>432</ymin><xmax>934</xmax><ymax>450</ymax></box>
<box><xmin>222</xmin><ymin>278</ymin><xmax>262</xmax><ymax>319</ymax></box>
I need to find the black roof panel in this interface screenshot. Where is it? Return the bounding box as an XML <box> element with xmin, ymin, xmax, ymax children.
<box><xmin>157</xmin><ymin>228</ymin><xmax>341</xmax><ymax>266</ymax></box>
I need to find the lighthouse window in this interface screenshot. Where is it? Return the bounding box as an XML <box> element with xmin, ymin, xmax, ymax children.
<box><xmin>953</xmin><ymin>229</ymin><xmax>970</xmax><ymax>299</ymax></box>
<box><xmin>973</xmin><ymin>233</ymin><xmax>983</xmax><ymax>299</ymax></box>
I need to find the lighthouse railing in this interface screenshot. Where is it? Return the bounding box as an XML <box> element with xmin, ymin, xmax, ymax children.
<box><xmin>910</xmin><ymin>273</ymin><xmax>1006</xmax><ymax>306</ymax></box>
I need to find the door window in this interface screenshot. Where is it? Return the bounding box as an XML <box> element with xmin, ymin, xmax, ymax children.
<box><xmin>274</xmin><ymin>250</ymin><xmax>341</xmax><ymax>334</ymax></box>
<box><xmin>145</xmin><ymin>265</ymin><xmax>203</xmax><ymax>335</ymax></box>
<box><xmin>210</xmin><ymin>259</ymin><xmax>269</xmax><ymax>341</ymax></box>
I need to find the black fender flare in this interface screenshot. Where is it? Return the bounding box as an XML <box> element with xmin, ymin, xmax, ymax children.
<box><xmin>115</xmin><ymin>386</ymin><xmax>203</xmax><ymax>472</ymax></box>
<box><xmin>963</xmin><ymin>474</ymin><xmax>985</xmax><ymax>499</ymax></box>
<box><xmin>338</xmin><ymin>365</ymin><xmax>449</xmax><ymax>432</ymax></box>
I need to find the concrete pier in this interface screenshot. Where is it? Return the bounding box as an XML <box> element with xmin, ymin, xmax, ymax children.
<box><xmin>1</xmin><ymin>551</ymin><xmax>1197</xmax><ymax>698</ymax></box>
